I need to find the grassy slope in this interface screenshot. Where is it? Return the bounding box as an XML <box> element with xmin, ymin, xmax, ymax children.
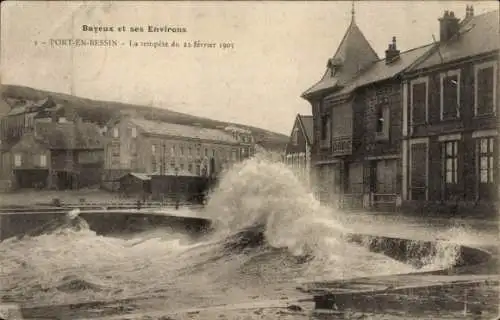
<box><xmin>1</xmin><ymin>84</ymin><xmax>288</xmax><ymax>150</ymax></box>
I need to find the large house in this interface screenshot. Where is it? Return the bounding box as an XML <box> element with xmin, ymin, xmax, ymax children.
<box><xmin>0</xmin><ymin>96</ymin><xmax>104</xmax><ymax>190</ymax></box>
<box><xmin>301</xmin><ymin>8</ymin><xmax>434</xmax><ymax>209</ymax></box>
<box><xmin>401</xmin><ymin>8</ymin><xmax>499</xmax><ymax>211</ymax></box>
<box><xmin>7</xmin><ymin>120</ymin><xmax>104</xmax><ymax>190</ymax></box>
<box><xmin>301</xmin><ymin>5</ymin><xmax>497</xmax><ymax>212</ymax></box>
<box><xmin>102</xmin><ymin>116</ymin><xmax>255</xmax><ymax>189</ymax></box>
<box><xmin>284</xmin><ymin>114</ymin><xmax>313</xmax><ymax>187</ymax></box>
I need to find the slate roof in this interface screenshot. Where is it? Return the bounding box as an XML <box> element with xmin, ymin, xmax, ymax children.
<box><xmin>129</xmin><ymin>118</ymin><xmax>239</xmax><ymax>144</ymax></box>
<box><xmin>298</xmin><ymin>115</ymin><xmax>314</xmax><ymax>145</ymax></box>
<box><xmin>152</xmin><ymin>169</ymin><xmax>198</xmax><ymax>177</ymax></box>
<box><xmin>302</xmin><ymin>18</ymin><xmax>379</xmax><ymax>98</ymax></box>
<box><xmin>330</xmin><ymin>43</ymin><xmax>434</xmax><ymax>97</ymax></box>
<box><xmin>409</xmin><ymin>10</ymin><xmax>499</xmax><ymax>71</ymax></box>
<box><xmin>34</xmin><ymin>122</ymin><xmax>104</xmax><ymax>150</ymax></box>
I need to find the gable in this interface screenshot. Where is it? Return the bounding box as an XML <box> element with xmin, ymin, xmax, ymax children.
<box><xmin>285</xmin><ymin>115</ymin><xmax>309</xmax><ymax>155</ymax></box>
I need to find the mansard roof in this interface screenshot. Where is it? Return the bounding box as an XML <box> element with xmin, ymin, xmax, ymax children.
<box><xmin>302</xmin><ymin>18</ymin><xmax>379</xmax><ymax>99</ymax></box>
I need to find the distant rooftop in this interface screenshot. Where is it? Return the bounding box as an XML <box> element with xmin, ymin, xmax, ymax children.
<box><xmin>129</xmin><ymin>118</ymin><xmax>240</xmax><ymax>144</ymax></box>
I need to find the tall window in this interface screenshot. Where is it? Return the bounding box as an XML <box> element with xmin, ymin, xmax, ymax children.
<box><xmin>411</xmin><ymin>79</ymin><xmax>428</xmax><ymax>125</ymax></box>
<box><xmin>40</xmin><ymin>154</ymin><xmax>47</xmax><ymax>167</ymax></box>
<box><xmin>131</xmin><ymin>127</ymin><xmax>137</xmax><ymax>138</ymax></box>
<box><xmin>478</xmin><ymin>137</ymin><xmax>495</xmax><ymax>184</ymax></box>
<box><xmin>375</xmin><ymin>103</ymin><xmax>390</xmax><ymax>140</ymax></box>
<box><xmin>410</xmin><ymin>141</ymin><xmax>428</xmax><ymax>201</ymax></box>
<box><xmin>151</xmin><ymin>145</ymin><xmax>157</xmax><ymax>172</ymax></box>
<box><xmin>14</xmin><ymin>154</ymin><xmax>22</xmax><ymax>167</ymax></box>
<box><xmin>442</xmin><ymin>141</ymin><xmax>458</xmax><ymax>184</ymax></box>
<box><xmin>441</xmin><ymin>70</ymin><xmax>460</xmax><ymax>120</ymax></box>
<box><xmin>113</xmin><ymin>127</ymin><xmax>119</xmax><ymax>138</ymax></box>
<box><xmin>475</xmin><ymin>62</ymin><xmax>497</xmax><ymax>116</ymax></box>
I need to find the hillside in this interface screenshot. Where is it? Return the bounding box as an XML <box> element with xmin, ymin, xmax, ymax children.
<box><xmin>1</xmin><ymin>84</ymin><xmax>288</xmax><ymax>150</ymax></box>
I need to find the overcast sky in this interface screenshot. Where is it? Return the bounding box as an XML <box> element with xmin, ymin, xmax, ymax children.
<box><xmin>1</xmin><ymin>1</ymin><xmax>498</xmax><ymax>135</ymax></box>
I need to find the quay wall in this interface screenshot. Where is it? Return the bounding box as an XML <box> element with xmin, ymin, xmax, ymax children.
<box><xmin>0</xmin><ymin>209</ymin><xmax>212</xmax><ymax>241</ymax></box>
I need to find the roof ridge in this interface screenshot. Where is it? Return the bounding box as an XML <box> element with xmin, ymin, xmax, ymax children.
<box><xmin>375</xmin><ymin>42</ymin><xmax>435</xmax><ymax>63</ymax></box>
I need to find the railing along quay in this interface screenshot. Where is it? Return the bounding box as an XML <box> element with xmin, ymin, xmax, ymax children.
<box><xmin>0</xmin><ymin>201</ymin><xmax>205</xmax><ymax>213</ymax></box>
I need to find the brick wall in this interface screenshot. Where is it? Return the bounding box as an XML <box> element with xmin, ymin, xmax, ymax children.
<box><xmin>363</xmin><ymin>82</ymin><xmax>402</xmax><ymax>157</ymax></box>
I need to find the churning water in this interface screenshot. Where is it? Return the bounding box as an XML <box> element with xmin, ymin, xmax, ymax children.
<box><xmin>0</xmin><ymin>156</ymin><xmax>462</xmax><ymax>314</ymax></box>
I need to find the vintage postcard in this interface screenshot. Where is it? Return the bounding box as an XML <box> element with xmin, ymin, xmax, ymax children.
<box><xmin>0</xmin><ymin>1</ymin><xmax>499</xmax><ymax>319</ymax></box>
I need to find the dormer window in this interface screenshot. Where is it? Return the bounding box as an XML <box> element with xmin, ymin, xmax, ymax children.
<box><xmin>327</xmin><ymin>58</ymin><xmax>343</xmax><ymax>77</ymax></box>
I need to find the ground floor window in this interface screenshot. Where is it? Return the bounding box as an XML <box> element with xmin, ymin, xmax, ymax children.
<box><xmin>477</xmin><ymin>137</ymin><xmax>495</xmax><ymax>183</ymax></box>
<box><xmin>441</xmin><ymin>140</ymin><xmax>459</xmax><ymax>201</ymax></box>
<box><xmin>14</xmin><ymin>154</ymin><xmax>22</xmax><ymax>167</ymax></box>
<box><xmin>442</xmin><ymin>141</ymin><xmax>458</xmax><ymax>184</ymax></box>
<box><xmin>476</xmin><ymin>137</ymin><xmax>497</xmax><ymax>200</ymax></box>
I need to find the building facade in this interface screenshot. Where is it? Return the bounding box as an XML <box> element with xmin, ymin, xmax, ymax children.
<box><xmin>301</xmin><ymin>5</ymin><xmax>498</xmax><ymax>213</ymax></box>
<box><xmin>103</xmin><ymin>117</ymin><xmax>255</xmax><ymax>189</ymax></box>
<box><xmin>8</xmin><ymin>120</ymin><xmax>104</xmax><ymax>190</ymax></box>
<box><xmin>284</xmin><ymin>114</ymin><xmax>313</xmax><ymax>187</ymax></box>
<box><xmin>301</xmin><ymin>11</ymin><xmax>433</xmax><ymax>209</ymax></box>
<box><xmin>401</xmin><ymin>8</ymin><xmax>499</xmax><ymax>210</ymax></box>
<box><xmin>0</xmin><ymin>96</ymin><xmax>99</xmax><ymax>191</ymax></box>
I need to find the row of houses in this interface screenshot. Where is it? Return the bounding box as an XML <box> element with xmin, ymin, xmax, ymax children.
<box><xmin>284</xmin><ymin>6</ymin><xmax>499</xmax><ymax>212</ymax></box>
<box><xmin>0</xmin><ymin>94</ymin><xmax>256</xmax><ymax>192</ymax></box>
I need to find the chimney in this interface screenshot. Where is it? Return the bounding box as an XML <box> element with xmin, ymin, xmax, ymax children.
<box><xmin>439</xmin><ymin>10</ymin><xmax>460</xmax><ymax>42</ymax></box>
<box><xmin>385</xmin><ymin>36</ymin><xmax>401</xmax><ymax>64</ymax></box>
<box><xmin>465</xmin><ymin>5</ymin><xmax>474</xmax><ymax>19</ymax></box>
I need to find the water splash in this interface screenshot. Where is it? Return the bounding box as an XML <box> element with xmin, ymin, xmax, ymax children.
<box><xmin>204</xmin><ymin>156</ymin><xmax>350</xmax><ymax>256</ymax></box>
<box><xmin>0</xmin><ymin>156</ymin><xmax>464</xmax><ymax>309</ymax></box>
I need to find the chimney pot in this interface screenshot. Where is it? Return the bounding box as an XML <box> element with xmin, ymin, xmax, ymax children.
<box><xmin>385</xmin><ymin>36</ymin><xmax>400</xmax><ymax>64</ymax></box>
<box><xmin>439</xmin><ymin>9</ymin><xmax>460</xmax><ymax>42</ymax></box>
<box><xmin>467</xmin><ymin>5</ymin><xmax>474</xmax><ymax>17</ymax></box>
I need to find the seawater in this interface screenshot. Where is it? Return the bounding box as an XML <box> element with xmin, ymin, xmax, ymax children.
<box><xmin>0</xmin><ymin>155</ymin><xmax>462</xmax><ymax>312</ymax></box>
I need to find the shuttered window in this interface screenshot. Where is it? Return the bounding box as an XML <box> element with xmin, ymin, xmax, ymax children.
<box><xmin>476</xmin><ymin>65</ymin><xmax>495</xmax><ymax>116</ymax></box>
<box><xmin>411</xmin><ymin>81</ymin><xmax>427</xmax><ymax>125</ymax></box>
<box><xmin>410</xmin><ymin>142</ymin><xmax>428</xmax><ymax>200</ymax></box>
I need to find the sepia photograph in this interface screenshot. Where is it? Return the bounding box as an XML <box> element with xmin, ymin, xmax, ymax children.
<box><xmin>0</xmin><ymin>1</ymin><xmax>499</xmax><ymax>319</ymax></box>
